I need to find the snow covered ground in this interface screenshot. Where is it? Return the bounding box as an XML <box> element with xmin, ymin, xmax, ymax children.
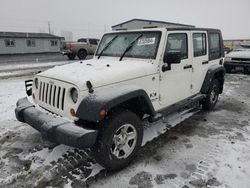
<box><xmin>0</xmin><ymin>54</ymin><xmax>92</xmax><ymax>79</ymax></box>
<box><xmin>0</xmin><ymin>74</ymin><xmax>250</xmax><ymax>188</ymax></box>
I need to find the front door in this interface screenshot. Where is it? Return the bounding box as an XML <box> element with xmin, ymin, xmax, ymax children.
<box><xmin>159</xmin><ymin>32</ymin><xmax>193</xmax><ymax>107</ymax></box>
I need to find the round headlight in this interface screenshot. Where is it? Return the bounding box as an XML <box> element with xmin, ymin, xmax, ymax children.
<box><xmin>71</xmin><ymin>88</ymin><xmax>78</xmax><ymax>103</ymax></box>
<box><xmin>34</xmin><ymin>78</ymin><xmax>39</xmax><ymax>89</ymax></box>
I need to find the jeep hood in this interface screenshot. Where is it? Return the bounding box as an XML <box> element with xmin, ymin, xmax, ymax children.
<box><xmin>38</xmin><ymin>59</ymin><xmax>156</xmax><ymax>90</ymax></box>
<box><xmin>226</xmin><ymin>50</ymin><xmax>250</xmax><ymax>58</ymax></box>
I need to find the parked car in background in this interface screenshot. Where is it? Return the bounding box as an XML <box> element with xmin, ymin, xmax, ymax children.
<box><xmin>224</xmin><ymin>46</ymin><xmax>250</xmax><ymax>74</ymax></box>
<box><xmin>62</xmin><ymin>38</ymin><xmax>99</xmax><ymax>60</ymax></box>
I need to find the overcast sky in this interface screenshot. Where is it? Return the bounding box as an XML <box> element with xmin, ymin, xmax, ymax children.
<box><xmin>0</xmin><ymin>0</ymin><xmax>249</xmax><ymax>40</ymax></box>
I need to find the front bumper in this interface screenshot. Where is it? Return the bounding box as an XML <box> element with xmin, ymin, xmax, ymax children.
<box><xmin>61</xmin><ymin>50</ymin><xmax>74</xmax><ymax>55</ymax></box>
<box><xmin>15</xmin><ymin>97</ymin><xmax>98</xmax><ymax>148</ymax></box>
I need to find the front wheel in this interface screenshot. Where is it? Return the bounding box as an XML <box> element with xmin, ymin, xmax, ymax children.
<box><xmin>77</xmin><ymin>49</ymin><xmax>87</xmax><ymax>60</ymax></box>
<box><xmin>92</xmin><ymin>110</ymin><xmax>143</xmax><ymax>171</ymax></box>
<box><xmin>202</xmin><ymin>79</ymin><xmax>220</xmax><ymax>110</ymax></box>
<box><xmin>67</xmin><ymin>54</ymin><xmax>76</xmax><ymax>60</ymax></box>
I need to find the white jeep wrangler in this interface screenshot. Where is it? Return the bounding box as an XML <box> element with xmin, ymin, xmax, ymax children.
<box><xmin>15</xmin><ymin>27</ymin><xmax>225</xmax><ymax>171</ymax></box>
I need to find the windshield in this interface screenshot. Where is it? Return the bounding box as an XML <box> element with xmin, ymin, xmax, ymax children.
<box><xmin>96</xmin><ymin>31</ymin><xmax>161</xmax><ymax>59</ymax></box>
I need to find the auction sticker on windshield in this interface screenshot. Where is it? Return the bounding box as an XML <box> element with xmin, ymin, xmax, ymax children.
<box><xmin>137</xmin><ymin>37</ymin><xmax>156</xmax><ymax>46</ymax></box>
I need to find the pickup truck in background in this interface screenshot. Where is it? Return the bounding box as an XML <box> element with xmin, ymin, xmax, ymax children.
<box><xmin>62</xmin><ymin>38</ymin><xmax>100</xmax><ymax>60</ymax></box>
<box><xmin>224</xmin><ymin>45</ymin><xmax>250</xmax><ymax>74</ymax></box>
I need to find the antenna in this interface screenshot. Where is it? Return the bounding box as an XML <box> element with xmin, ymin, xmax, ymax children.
<box><xmin>48</xmin><ymin>21</ymin><xmax>51</xmax><ymax>34</ymax></box>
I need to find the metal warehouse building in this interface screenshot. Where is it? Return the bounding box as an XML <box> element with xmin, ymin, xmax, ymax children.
<box><xmin>0</xmin><ymin>31</ymin><xmax>64</xmax><ymax>55</ymax></box>
<box><xmin>112</xmin><ymin>18</ymin><xmax>195</xmax><ymax>31</ymax></box>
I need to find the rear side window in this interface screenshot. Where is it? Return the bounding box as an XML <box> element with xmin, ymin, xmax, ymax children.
<box><xmin>89</xmin><ymin>39</ymin><xmax>99</xmax><ymax>45</ymax></box>
<box><xmin>193</xmin><ymin>33</ymin><xmax>206</xmax><ymax>57</ymax></box>
<box><xmin>208</xmin><ymin>33</ymin><xmax>222</xmax><ymax>60</ymax></box>
<box><xmin>166</xmin><ymin>33</ymin><xmax>188</xmax><ymax>59</ymax></box>
<box><xmin>78</xmin><ymin>38</ymin><xmax>87</xmax><ymax>43</ymax></box>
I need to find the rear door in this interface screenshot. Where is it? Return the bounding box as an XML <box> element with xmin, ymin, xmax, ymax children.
<box><xmin>207</xmin><ymin>31</ymin><xmax>224</xmax><ymax>66</ymax></box>
<box><xmin>191</xmin><ymin>31</ymin><xmax>209</xmax><ymax>94</ymax></box>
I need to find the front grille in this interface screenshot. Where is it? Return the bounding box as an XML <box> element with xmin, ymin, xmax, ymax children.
<box><xmin>232</xmin><ymin>58</ymin><xmax>250</xmax><ymax>62</ymax></box>
<box><xmin>38</xmin><ymin>81</ymin><xmax>66</xmax><ymax>111</ymax></box>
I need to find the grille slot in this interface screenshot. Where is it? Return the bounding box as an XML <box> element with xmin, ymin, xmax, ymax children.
<box><xmin>53</xmin><ymin>85</ymin><xmax>56</xmax><ymax>107</ymax></box>
<box><xmin>232</xmin><ymin>58</ymin><xmax>250</xmax><ymax>62</ymax></box>
<box><xmin>62</xmin><ymin>88</ymin><xmax>65</xmax><ymax>110</ymax></box>
<box><xmin>49</xmin><ymin>85</ymin><xmax>52</xmax><ymax>105</ymax></box>
<box><xmin>38</xmin><ymin>81</ymin><xmax>66</xmax><ymax>111</ymax></box>
<box><xmin>42</xmin><ymin>82</ymin><xmax>45</xmax><ymax>102</ymax></box>
<box><xmin>57</xmin><ymin>87</ymin><xmax>61</xmax><ymax>108</ymax></box>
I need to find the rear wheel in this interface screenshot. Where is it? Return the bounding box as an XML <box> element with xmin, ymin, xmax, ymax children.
<box><xmin>77</xmin><ymin>49</ymin><xmax>87</xmax><ymax>60</ymax></box>
<box><xmin>92</xmin><ymin>110</ymin><xmax>143</xmax><ymax>171</ymax></box>
<box><xmin>202</xmin><ymin>79</ymin><xmax>220</xmax><ymax>110</ymax></box>
<box><xmin>67</xmin><ymin>54</ymin><xmax>76</xmax><ymax>60</ymax></box>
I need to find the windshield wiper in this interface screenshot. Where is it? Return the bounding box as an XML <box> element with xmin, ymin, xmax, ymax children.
<box><xmin>119</xmin><ymin>34</ymin><xmax>143</xmax><ymax>61</ymax></box>
<box><xmin>98</xmin><ymin>35</ymin><xmax>118</xmax><ymax>59</ymax></box>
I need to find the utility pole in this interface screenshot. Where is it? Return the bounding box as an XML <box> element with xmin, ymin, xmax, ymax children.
<box><xmin>87</xmin><ymin>22</ymin><xmax>90</xmax><ymax>38</ymax></box>
<box><xmin>48</xmin><ymin>21</ymin><xmax>51</xmax><ymax>34</ymax></box>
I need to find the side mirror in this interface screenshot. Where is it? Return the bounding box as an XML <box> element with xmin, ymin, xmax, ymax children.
<box><xmin>162</xmin><ymin>51</ymin><xmax>181</xmax><ymax>72</ymax></box>
<box><xmin>164</xmin><ymin>51</ymin><xmax>181</xmax><ymax>64</ymax></box>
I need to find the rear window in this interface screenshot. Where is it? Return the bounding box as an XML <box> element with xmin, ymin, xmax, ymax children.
<box><xmin>89</xmin><ymin>39</ymin><xmax>99</xmax><ymax>45</ymax></box>
<box><xmin>208</xmin><ymin>33</ymin><xmax>222</xmax><ymax>60</ymax></box>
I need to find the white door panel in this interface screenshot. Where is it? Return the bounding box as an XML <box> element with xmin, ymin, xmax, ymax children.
<box><xmin>191</xmin><ymin>32</ymin><xmax>209</xmax><ymax>94</ymax></box>
<box><xmin>159</xmin><ymin>32</ymin><xmax>192</xmax><ymax>107</ymax></box>
<box><xmin>159</xmin><ymin>60</ymin><xmax>192</xmax><ymax>106</ymax></box>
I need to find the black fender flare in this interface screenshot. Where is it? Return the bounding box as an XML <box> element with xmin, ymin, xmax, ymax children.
<box><xmin>76</xmin><ymin>86</ymin><xmax>155</xmax><ymax>122</ymax></box>
<box><xmin>200</xmin><ymin>64</ymin><xmax>225</xmax><ymax>94</ymax></box>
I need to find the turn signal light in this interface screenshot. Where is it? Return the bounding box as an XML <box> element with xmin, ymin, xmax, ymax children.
<box><xmin>99</xmin><ymin>109</ymin><xmax>107</xmax><ymax>118</ymax></box>
<box><xmin>70</xmin><ymin>108</ymin><xmax>76</xmax><ymax>117</ymax></box>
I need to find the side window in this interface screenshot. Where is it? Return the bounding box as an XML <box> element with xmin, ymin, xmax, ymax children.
<box><xmin>193</xmin><ymin>33</ymin><xmax>206</xmax><ymax>57</ymax></box>
<box><xmin>5</xmin><ymin>39</ymin><xmax>15</xmax><ymax>47</ymax></box>
<box><xmin>208</xmin><ymin>33</ymin><xmax>221</xmax><ymax>60</ymax></box>
<box><xmin>166</xmin><ymin>33</ymin><xmax>188</xmax><ymax>59</ymax></box>
<box><xmin>50</xmin><ymin>40</ymin><xmax>58</xmax><ymax>46</ymax></box>
<box><xmin>27</xmin><ymin>39</ymin><xmax>36</xmax><ymax>47</ymax></box>
<box><xmin>78</xmin><ymin>38</ymin><xmax>87</xmax><ymax>43</ymax></box>
<box><xmin>89</xmin><ymin>39</ymin><xmax>98</xmax><ymax>45</ymax></box>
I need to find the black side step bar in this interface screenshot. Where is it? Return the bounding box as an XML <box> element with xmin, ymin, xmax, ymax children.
<box><xmin>148</xmin><ymin>94</ymin><xmax>206</xmax><ymax>123</ymax></box>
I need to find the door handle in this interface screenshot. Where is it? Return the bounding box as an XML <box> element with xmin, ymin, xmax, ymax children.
<box><xmin>202</xmin><ymin>61</ymin><xmax>209</xmax><ymax>65</ymax></box>
<box><xmin>183</xmin><ymin>65</ymin><xmax>192</xmax><ymax>69</ymax></box>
